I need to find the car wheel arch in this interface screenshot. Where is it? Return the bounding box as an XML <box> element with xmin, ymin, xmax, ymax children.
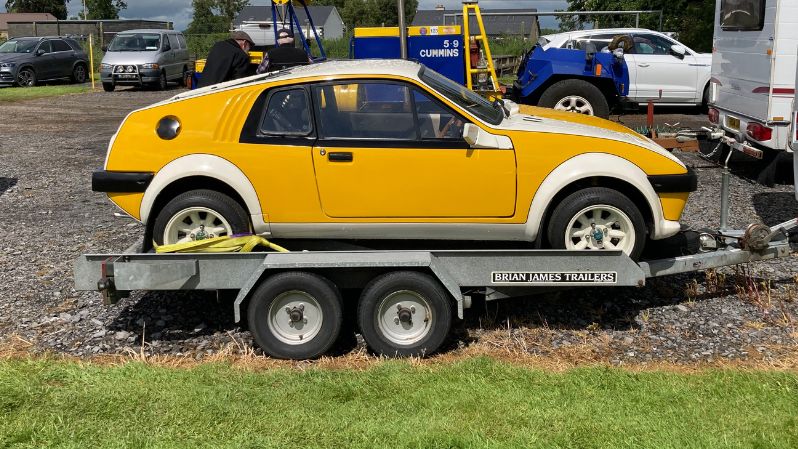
<box><xmin>140</xmin><ymin>154</ymin><xmax>265</xmax><ymax>230</ymax></box>
<box><xmin>523</xmin><ymin>153</ymin><xmax>667</xmax><ymax>242</ymax></box>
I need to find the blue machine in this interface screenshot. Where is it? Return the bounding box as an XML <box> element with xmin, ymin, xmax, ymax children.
<box><xmin>515</xmin><ymin>44</ymin><xmax>630</xmax><ymax>105</ymax></box>
<box><xmin>351</xmin><ymin>26</ymin><xmax>465</xmax><ymax>85</ymax></box>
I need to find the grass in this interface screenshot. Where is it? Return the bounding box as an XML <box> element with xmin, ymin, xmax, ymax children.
<box><xmin>0</xmin><ymin>85</ymin><xmax>90</xmax><ymax>103</ymax></box>
<box><xmin>0</xmin><ymin>356</ymin><xmax>796</xmax><ymax>448</ymax></box>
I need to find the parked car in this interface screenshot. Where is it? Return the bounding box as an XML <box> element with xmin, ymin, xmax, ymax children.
<box><xmin>0</xmin><ymin>36</ymin><xmax>88</xmax><ymax>87</ymax></box>
<box><xmin>542</xmin><ymin>28</ymin><xmax>712</xmax><ymax>107</ymax></box>
<box><xmin>92</xmin><ymin>59</ymin><xmax>696</xmax><ymax>260</ymax></box>
<box><xmin>100</xmin><ymin>29</ymin><xmax>190</xmax><ymax>92</ymax></box>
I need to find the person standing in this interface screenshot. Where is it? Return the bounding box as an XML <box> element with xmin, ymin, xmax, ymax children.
<box><xmin>257</xmin><ymin>28</ymin><xmax>311</xmax><ymax>74</ymax></box>
<box><xmin>197</xmin><ymin>31</ymin><xmax>255</xmax><ymax>88</ymax></box>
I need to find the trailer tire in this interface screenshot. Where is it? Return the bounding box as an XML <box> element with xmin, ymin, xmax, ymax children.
<box><xmin>152</xmin><ymin>189</ymin><xmax>250</xmax><ymax>245</ymax></box>
<box><xmin>547</xmin><ymin>187</ymin><xmax>646</xmax><ymax>260</ymax></box>
<box><xmin>538</xmin><ymin>79</ymin><xmax>610</xmax><ymax>118</ymax></box>
<box><xmin>247</xmin><ymin>271</ymin><xmax>343</xmax><ymax>359</ymax></box>
<box><xmin>357</xmin><ymin>271</ymin><xmax>452</xmax><ymax>357</ymax></box>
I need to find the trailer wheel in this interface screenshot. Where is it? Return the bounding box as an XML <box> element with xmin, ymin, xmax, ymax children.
<box><xmin>538</xmin><ymin>79</ymin><xmax>610</xmax><ymax>118</ymax></box>
<box><xmin>247</xmin><ymin>272</ymin><xmax>343</xmax><ymax>359</ymax></box>
<box><xmin>152</xmin><ymin>189</ymin><xmax>250</xmax><ymax>246</ymax></box>
<box><xmin>547</xmin><ymin>187</ymin><xmax>646</xmax><ymax>260</ymax></box>
<box><xmin>357</xmin><ymin>271</ymin><xmax>452</xmax><ymax>357</ymax></box>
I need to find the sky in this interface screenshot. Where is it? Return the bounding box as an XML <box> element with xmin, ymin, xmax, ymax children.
<box><xmin>1</xmin><ymin>0</ymin><xmax>568</xmax><ymax>32</ymax></box>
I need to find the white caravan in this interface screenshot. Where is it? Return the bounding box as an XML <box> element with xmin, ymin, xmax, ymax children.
<box><xmin>709</xmin><ymin>0</ymin><xmax>798</xmax><ymax>158</ymax></box>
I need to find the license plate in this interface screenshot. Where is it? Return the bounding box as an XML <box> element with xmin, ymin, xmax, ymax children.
<box><xmin>116</xmin><ymin>74</ymin><xmax>137</xmax><ymax>79</ymax></box>
<box><xmin>727</xmin><ymin>116</ymin><xmax>740</xmax><ymax>130</ymax></box>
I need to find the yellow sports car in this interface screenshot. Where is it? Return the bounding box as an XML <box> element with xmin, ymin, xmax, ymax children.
<box><xmin>92</xmin><ymin>59</ymin><xmax>695</xmax><ymax>259</ymax></box>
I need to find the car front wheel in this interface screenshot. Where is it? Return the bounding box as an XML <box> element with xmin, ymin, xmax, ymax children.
<box><xmin>152</xmin><ymin>189</ymin><xmax>250</xmax><ymax>246</ymax></box>
<box><xmin>538</xmin><ymin>79</ymin><xmax>610</xmax><ymax>118</ymax></box>
<box><xmin>547</xmin><ymin>187</ymin><xmax>646</xmax><ymax>260</ymax></box>
<box><xmin>16</xmin><ymin>68</ymin><xmax>35</xmax><ymax>87</ymax></box>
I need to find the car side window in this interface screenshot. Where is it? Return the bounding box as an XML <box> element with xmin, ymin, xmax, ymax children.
<box><xmin>312</xmin><ymin>82</ymin><xmax>417</xmax><ymax>140</ymax></box>
<box><xmin>162</xmin><ymin>35</ymin><xmax>172</xmax><ymax>51</ymax></box>
<box><xmin>259</xmin><ymin>88</ymin><xmax>312</xmax><ymax>135</ymax></box>
<box><xmin>632</xmin><ymin>34</ymin><xmax>673</xmax><ymax>55</ymax></box>
<box><xmin>37</xmin><ymin>40</ymin><xmax>52</xmax><ymax>54</ymax></box>
<box><xmin>567</xmin><ymin>34</ymin><xmax>617</xmax><ymax>51</ymax></box>
<box><xmin>51</xmin><ymin>39</ymin><xmax>71</xmax><ymax>52</ymax></box>
<box><xmin>177</xmin><ymin>34</ymin><xmax>187</xmax><ymax>50</ymax></box>
<box><xmin>167</xmin><ymin>34</ymin><xmax>179</xmax><ymax>51</ymax></box>
<box><xmin>413</xmin><ymin>89</ymin><xmax>466</xmax><ymax>140</ymax></box>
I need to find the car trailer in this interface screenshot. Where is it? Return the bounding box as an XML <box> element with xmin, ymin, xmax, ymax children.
<box><xmin>74</xmin><ymin>218</ymin><xmax>797</xmax><ymax>360</ymax></box>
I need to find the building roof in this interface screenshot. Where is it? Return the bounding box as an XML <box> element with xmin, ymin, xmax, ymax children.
<box><xmin>0</xmin><ymin>12</ymin><xmax>57</xmax><ymax>31</ymax></box>
<box><xmin>412</xmin><ymin>9</ymin><xmax>538</xmax><ymax>35</ymax></box>
<box><xmin>234</xmin><ymin>5</ymin><xmax>340</xmax><ymax>27</ymax></box>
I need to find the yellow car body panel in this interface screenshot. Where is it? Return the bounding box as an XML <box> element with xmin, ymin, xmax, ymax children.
<box><xmin>99</xmin><ymin>63</ymin><xmax>692</xmax><ymax>240</ymax></box>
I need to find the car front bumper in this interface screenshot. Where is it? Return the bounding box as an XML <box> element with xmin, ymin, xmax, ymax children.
<box><xmin>101</xmin><ymin>68</ymin><xmax>161</xmax><ymax>85</ymax></box>
<box><xmin>0</xmin><ymin>66</ymin><xmax>18</xmax><ymax>84</ymax></box>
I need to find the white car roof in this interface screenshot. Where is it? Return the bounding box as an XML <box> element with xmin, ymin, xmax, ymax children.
<box><xmin>542</xmin><ymin>28</ymin><xmax>659</xmax><ymax>41</ymax></box>
<box><xmin>171</xmin><ymin>59</ymin><xmax>424</xmax><ymax>102</ymax></box>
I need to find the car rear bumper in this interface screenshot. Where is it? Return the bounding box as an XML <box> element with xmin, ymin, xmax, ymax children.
<box><xmin>92</xmin><ymin>171</ymin><xmax>153</xmax><ymax>193</ymax></box>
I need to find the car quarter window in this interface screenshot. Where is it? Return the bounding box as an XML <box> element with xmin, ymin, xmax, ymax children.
<box><xmin>413</xmin><ymin>89</ymin><xmax>466</xmax><ymax>140</ymax></box>
<box><xmin>37</xmin><ymin>40</ymin><xmax>51</xmax><ymax>53</ymax></box>
<box><xmin>260</xmin><ymin>88</ymin><xmax>312</xmax><ymax>135</ymax></box>
<box><xmin>312</xmin><ymin>82</ymin><xmax>418</xmax><ymax>140</ymax></box>
<box><xmin>51</xmin><ymin>39</ymin><xmax>72</xmax><ymax>52</ymax></box>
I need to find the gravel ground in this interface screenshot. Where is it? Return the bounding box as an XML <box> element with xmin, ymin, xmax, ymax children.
<box><xmin>1</xmin><ymin>87</ymin><xmax>796</xmax><ymax>364</ymax></box>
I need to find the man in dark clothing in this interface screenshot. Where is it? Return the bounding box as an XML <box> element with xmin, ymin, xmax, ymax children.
<box><xmin>197</xmin><ymin>31</ymin><xmax>255</xmax><ymax>88</ymax></box>
<box><xmin>257</xmin><ymin>28</ymin><xmax>310</xmax><ymax>74</ymax></box>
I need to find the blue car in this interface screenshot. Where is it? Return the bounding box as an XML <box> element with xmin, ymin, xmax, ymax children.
<box><xmin>0</xmin><ymin>36</ymin><xmax>89</xmax><ymax>87</ymax></box>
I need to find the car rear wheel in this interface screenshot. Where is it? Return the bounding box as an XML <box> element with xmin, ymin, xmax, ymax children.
<box><xmin>547</xmin><ymin>187</ymin><xmax>646</xmax><ymax>260</ymax></box>
<box><xmin>152</xmin><ymin>189</ymin><xmax>250</xmax><ymax>246</ymax></box>
<box><xmin>16</xmin><ymin>68</ymin><xmax>35</xmax><ymax>87</ymax></box>
<box><xmin>71</xmin><ymin>64</ymin><xmax>87</xmax><ymax>84</ymax></box>
<box><xmin>538</xmin><ymin>79</ymin><xmax>610</xmax><ymax>118</ymax></box>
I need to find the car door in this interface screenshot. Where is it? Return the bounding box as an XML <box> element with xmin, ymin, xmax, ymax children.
<box><xmin>32</xmin><ymin>40</ymin><xmax>55</xmax><ymax>80</ymax></box>
<box><xmin>310</xmin><ymin>80</ymin><xmax>517</xmax><ymax>218</ymax></box>
<box><xmin>50</xmin><ymin>39</ymin><xmax>75</xmax><ymax>78</ymax></box>
<box><xmin>625</xmin><ymin>33</ymin><xmax>699</xmax><ymax>103</ymax></box>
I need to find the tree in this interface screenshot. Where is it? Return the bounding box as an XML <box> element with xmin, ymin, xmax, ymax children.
<box><xmin>186</xmin><ymin>0</ymin><xmax>228</xmax><ymax>34</ymax></box>
<box><xmin>5</xmin><ymin>0</ymin><xmax>69</xmax><ymax>20</ymax></box>
<box><xmin>560</xmin><ymin>0</ymin><xmax>715</xmax><ymax>52</ymax></box>
<box><xmin>79</xmin><ymin>0</ymin><xmax>127</xmax><ymax>20</ymax></box>
<box><xmin>215</xmin><ymin>0</ymin><xmax>250</xmax><ymax>30</ymax></box>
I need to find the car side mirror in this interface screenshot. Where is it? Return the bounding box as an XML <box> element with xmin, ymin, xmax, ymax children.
<box><xmin>462</xmin><ymin>123</ymin><xmax>512</xmax><ymax>150</ymax></box>
<box><xmin>101</xmin><ymin>45</ymin><xmax>108</xmax><ymax>52</ymax></box>
<box><xmin>36</xmin><ymin>48</ymin><xmax>45</xmax><ymax>56</ymax></box>
<box><xmin>670</xmin><ymin>44</ymin><xmax>686</xmax><ymax>59</ymax></box>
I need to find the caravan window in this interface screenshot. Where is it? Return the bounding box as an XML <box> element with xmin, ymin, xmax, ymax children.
<box><xmin>720</xmin><ymin>0</ymin><xmax>766</xmax><ymax>31</ymax></box>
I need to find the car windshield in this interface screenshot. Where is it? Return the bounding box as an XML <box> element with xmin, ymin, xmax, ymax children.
<box><xmin>0</xmin><ymin>39</ymin><xmax>38</xmax><ymax>53</ymax></box>
<box><xmin>419</xmin><ymin>66</ymin><xmax>503</xmax><ymax>125</ymax></box>
<box><xmin>108</xmin><ymin>33</ymin><xmax>161</xmax><ymax>52</ymax></box>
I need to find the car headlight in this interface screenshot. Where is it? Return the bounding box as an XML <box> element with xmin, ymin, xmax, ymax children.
<box><xmin>140</xmin><ymin>63</ymin><xmax>159</xmax><ymax>69</ymax></box>
<box><xmin>0</xmin><ymin>62</ymin><xmax>16</xmax><ymax>68</ymax></box>
<box><xmin>101</xmin><ymin>63</ymin><xmax>112</xmax><ymax>69</ymax></box>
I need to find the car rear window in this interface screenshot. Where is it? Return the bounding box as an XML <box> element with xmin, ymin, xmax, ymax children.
<box><xmin>720</xmin><ymin>0</ymin><xmax>766</xmax><ymax>31</ymax></box>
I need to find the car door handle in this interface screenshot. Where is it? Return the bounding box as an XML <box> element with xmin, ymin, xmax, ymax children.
<box><xmin>638</xmin><ymin>63</ymin><xmax>650</xmax><ymax>68</ymax></box>
<box><xmin>328</xmin><ymin>152</ymin><xmax>353</xmax><ymax>162</ymax></box>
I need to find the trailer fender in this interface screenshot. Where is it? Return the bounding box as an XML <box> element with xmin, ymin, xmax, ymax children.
<box><xmin>523</xmin><ymin>153</ymin><xmax>677</xmax><ymax>241</ymax></box>
<box><xmin>140</xmin><ymin>154</ymin><xmax>267</xmax><ymax>231</ymax></box>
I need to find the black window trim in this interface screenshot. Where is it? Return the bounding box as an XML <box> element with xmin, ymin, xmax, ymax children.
<box><xmin>258</xmin><ymin>85</ymin><xmax>314</xmax><ymax>138</ymax></box>
<box><xmin>309</xmin><ymin>78</ymin><xmax>471</xmax><ymax>149</ymax></box>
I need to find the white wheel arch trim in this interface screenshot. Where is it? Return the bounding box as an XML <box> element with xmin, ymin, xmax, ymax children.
<box><xmin>523</xmin><ymin>153</ymin><xmax>681</xmax><ymax>242</ymax></box>
<box><xmin>140</xmin><ymin>154</ymin><xmax>269</xmax><ymax>234</ymax></box>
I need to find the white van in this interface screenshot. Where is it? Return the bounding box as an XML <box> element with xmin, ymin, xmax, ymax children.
<box><xmin>235</xmin><ymin>22</ymin><xmax>317</xmax><ymax>48</ymax></box>
<box><xmin>709</xmin><ymin>0</ymin><xmax>798</xmax><ymax>159</ymax></box>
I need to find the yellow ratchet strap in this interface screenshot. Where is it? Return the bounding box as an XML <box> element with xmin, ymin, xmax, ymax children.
<box><xmin>154</xmin><ymin>235</ymin><xmax>289</xmax><ymax>253</ymax></box>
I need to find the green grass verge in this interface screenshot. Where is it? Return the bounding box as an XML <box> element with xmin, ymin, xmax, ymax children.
<box><xmin>1</xmin><ymin>357</ymin><xmax>796</xmax><ymax>448</ymax></box>
<box><xmin>0</xmin><ymin>85</ymin><xmax>90</xmax><ymax>103</ymax></box>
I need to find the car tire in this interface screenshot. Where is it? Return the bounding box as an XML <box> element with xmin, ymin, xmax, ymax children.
<box><xmin>15</xmin><ymin>67</ymin><xmax>36</xmax><ymax>87</ymax></box>
<box><xmin>71</xmin><ymin>63</ymin><xmax>87</xmax><ymax>84</ymax></box>
<box><xmin>157</xmin><ymin>71</ymin><xmax>168</xmax><ymax>90</ymax></box>
<box><xmin>247</xmin><ymin>271</ymin><xmax>343</xmax><ymax>359</ymax></box>
<box><xmin>102</xmin><ymin>82</ymin><xmax>115</xmax><ymax>92</ymax></box>
<box><xmin>547</xmin><ymin>187</ymin><xmax>646</xmax><ymax>260</ymax></box>
<box><xmin>179</xmin><ymin>67</ymin><xmax>188</xmax><ymax>87</ymax></box>
<box><xmin>357</xmin><ymin>271</ymin><xmax>453</xmax><ymax>358</ymax></box>
<box><xmin>538</xmin><ymin>79</ymin><xmax>610</xmax><ymax>118</ymax></box>
<box><xmin>152</xmin><ymin>189</ymin><xmax>250</xmax><ymax>246</ymax></box>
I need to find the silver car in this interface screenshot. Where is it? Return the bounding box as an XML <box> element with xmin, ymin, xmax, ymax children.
<box><xmin>100</xmin><ymin>29</ymin><xmax>190</xmax><ymax>92</ymax></box>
